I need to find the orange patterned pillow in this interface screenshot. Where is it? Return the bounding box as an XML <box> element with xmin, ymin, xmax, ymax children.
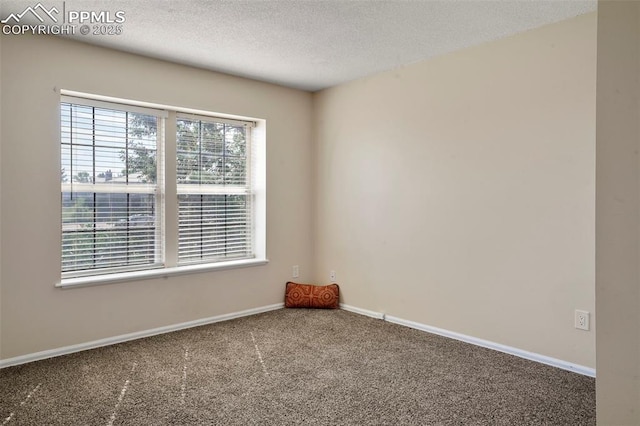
<box><xmin>285</xmin><ymin>281</ymin><xmax>340</xmax><ymax>309</ymax></box>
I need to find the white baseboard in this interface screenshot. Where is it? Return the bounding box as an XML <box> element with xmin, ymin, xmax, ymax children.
<box><xmin>340</xmin><ymin>303</ymin><xmax>385</xmax><ymax>320</ymax></box>
<box><xmin>385</xmin><ymin>315</ymin><xmax>596</xmax><ymax>378</ymax></box>
<box><xmin>1</xmin><ymin>302</ymin><xmax>596</xmax><ymax>378</ymax></box>
<box><xmin>340</xmin><ymin>305</ymin><xmax>595</xmax><ymax>378</ymax></box>
<box><xmin>0</xmin><ymin>303</ymin><xmax>284</xmax><ymax>369</ymax></box>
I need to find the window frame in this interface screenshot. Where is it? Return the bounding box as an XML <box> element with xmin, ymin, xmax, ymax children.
<box><xmin>57</xmin><ymin>91</ymin><xmax>267</xmax><ymax>289</ymax></box>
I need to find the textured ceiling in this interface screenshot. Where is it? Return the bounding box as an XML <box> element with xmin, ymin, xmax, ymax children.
<box><xmin>1</xmin><ymin>0</ymin><xmax>596</xmax><ymax>91</ymax></box>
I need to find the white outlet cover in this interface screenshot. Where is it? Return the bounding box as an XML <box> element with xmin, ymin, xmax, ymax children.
<box><xmin>575</xmin><ymin>310</ymin><xmax>590</xmax><ymax>331</ymax></box>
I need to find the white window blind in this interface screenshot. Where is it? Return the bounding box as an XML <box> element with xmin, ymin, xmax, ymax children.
<box><xmin>176</xmin><ymin>114</ymin><xmax>253</xmax><ymax>264</ymax></box>
<box><xmin>61</xmin><ymin>99</ymin><xmax>164</xmax><ymax>277</ymax></box>
<box><xmin>59</xmin><ymin>92</ymin><xmax>264</xmax><ymax>284</ymax></box>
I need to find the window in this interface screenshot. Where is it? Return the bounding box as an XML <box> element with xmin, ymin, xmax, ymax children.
<box><xmin>176</xmin><ymin>115</ymin><xmax>252</xmax><ymax>264</ymax></box>
<box><xmin>60</xmin><ymin>94</ymin><xmax>265</xmax><ymax>284</ymax></box>
<box><xmin>61</xmin><ymin>100</ymin><xmax>164</xmax><ymax>276</ymax></box>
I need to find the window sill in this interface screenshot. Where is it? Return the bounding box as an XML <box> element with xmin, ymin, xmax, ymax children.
<box><xmin>56</xmin><ymin>258</ymin><xmax>269</xmax><ymax>289</ymax></box>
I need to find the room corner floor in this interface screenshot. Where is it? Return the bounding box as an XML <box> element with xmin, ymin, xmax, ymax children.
<box><xmin>0</xmin><ymin>309</ymin><xmax>595</xmax><ymax>425</ymax></box>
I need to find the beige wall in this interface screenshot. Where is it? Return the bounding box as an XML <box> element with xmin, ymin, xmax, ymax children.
<box><xmin>0</xmin><ymin>34</ymin><xmax>314</xmax><ymax>359</ymax></box>
<box><xmin>314</xmin><ymin>14</ymin><xmax>597</xmax><ymax>368</ymax></box>
<box><xmin>0</xmin><ymin>31</ymin><xmax>3</xmax><ymax>358</ymax></box>
<box><xmin>595</xmin><ymin>1</ymin><xmax>640</xmax><ymax>423</ymax></box>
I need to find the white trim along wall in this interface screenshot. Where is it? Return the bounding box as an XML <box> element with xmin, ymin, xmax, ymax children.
<box><xmin>2</xmin><ymin>304</ymin><xmax>595</xmax><ymax>378</ymax></box>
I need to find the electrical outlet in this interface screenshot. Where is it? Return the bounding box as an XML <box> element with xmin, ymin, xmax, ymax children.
<box><xmin>575</xmin><ymin>310</ymin><xmax>590</xmax><ymax>331</ymax></box>
<box><xmin>292</xmin><ymin>265</ymin><xmax>299</xmax><ymax>278</ymax></box>
<box><xmin>330</xmin><ymin>270</ymin><xmax>336</xmax><ymax>282</ymax></box>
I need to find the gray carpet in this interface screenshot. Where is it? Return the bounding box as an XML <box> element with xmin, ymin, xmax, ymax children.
<box><xmin>0</xmin><ymin>309</ymin><xmax>595</xmax><ymax>425</ymax></box>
